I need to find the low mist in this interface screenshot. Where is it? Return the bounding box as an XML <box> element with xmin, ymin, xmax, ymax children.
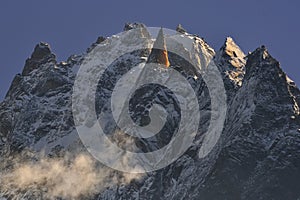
<box><xmin>0</xmin><ymin>152</ymin><xmax>143</xmax><ymax>199</ymax></box>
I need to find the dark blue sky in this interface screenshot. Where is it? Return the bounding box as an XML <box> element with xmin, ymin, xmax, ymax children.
<box><xmin>1</xmin><ymin>0</ymin><xmax>299</xmax><ymax>100</ymax></box>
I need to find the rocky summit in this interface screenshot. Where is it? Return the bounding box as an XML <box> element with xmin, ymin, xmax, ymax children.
<box><xmin>0</xmin><ymin>23</ymin><xmax>300</xmax><ymax>200</ymax></box>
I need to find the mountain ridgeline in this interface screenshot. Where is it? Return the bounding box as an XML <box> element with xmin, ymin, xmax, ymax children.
<box><xmin>0</xmin><ymin>23</ymin><xmax>300</xmax><ymax>200</ymax></box>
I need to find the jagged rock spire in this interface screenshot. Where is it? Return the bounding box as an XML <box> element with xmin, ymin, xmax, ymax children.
<box><xmin>215</xmin><ymin>37</ymin><xmax>246</xmax><ymax>87</ymax></box>
<box><xmin>147</xmin><ymin>28</ymin><xmax>170</xmax><ymax>67</ymax></box>
<box><xmin>221</xmin><ymin>37</ymin><xmax>246</xmax><ymax>68</ymax></box>
<box><xmin>176</xmin><ymin>24</ymin><xmax>187</xmax><ymax>34</ymax></box>
<box><xmin>123</xmin><ymin>22</ymin><xmax>146</xmax><ymax>31</ymax></box>
<box><xmin>31</xmin><ymin>42</ymin><xmax>52</xmax><ymax>60</ymax></box>
<box><xmin>22</xmin><ymin>42</ymin><xmax>56</xmax><ymax>76</ymax></box>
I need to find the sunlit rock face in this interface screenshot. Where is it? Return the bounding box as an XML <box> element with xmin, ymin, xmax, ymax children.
<box><xmin>0</xmin><ymin>23</ymin><xmax>300</xmax><ymax>200</ymax></box>
<box><xmin>147</xmin><ymin>28</ymin><xmax>170</xmax><ymax>67</ymax></box>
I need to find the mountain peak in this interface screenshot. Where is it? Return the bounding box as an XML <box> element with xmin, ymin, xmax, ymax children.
<box><xmin>22</xmin><ymin>42</ymin><xmax>56</xmax><ymax>76</ymax></box>
<box><xmin>247</xmin><ymin>45</ymin><xmax>273</xmax><ymax>62</ymax></box>
<box><xmin>244</xmin><ymin>45</ymin><xmax>283</xmax><ymax>82</ymax></box>
<box><xmin>221</xmin><ymin>37</ymin><xmax>246</xmax><ymax>66</ymax></box>
<box><xmin>1</xmin><ymin>23</ymin><xmax>300</xmax><ymax>199</ymax></box>
<box><xmin>123</xmin><ymin>22</ymin><xmax>146</xmax><ymax>31</ymax></box>
<box><xmin>176</xmin><ymin>24</ymin><xmax>187</xmax><ymax>34</ymax></box>
<box><xmin>244</xmin><ymin>46</ymin><xmax>281</xmax><ymax>79</ymax></box>
<box><xmin>147</xmin><ymin>28</ymin><xmax>170</xmax><ymax>67</ymax></box>
<box><xmin>31</xmin><ymin>42</ymin><xmax>52</xmax><ymax>60</ymax></box>
<box><xmin>215</xmin><ymin>37</ymin><xmax>246</xmax><ymax>87</ymax></box>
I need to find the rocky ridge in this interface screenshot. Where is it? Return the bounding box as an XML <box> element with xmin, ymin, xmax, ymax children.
<box><xmin>0</xmin><ymin>23</ymin><xmax>299</xmax><ymax>200</ymax></box>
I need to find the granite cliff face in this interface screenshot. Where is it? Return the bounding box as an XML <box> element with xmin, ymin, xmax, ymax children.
<box><xmin>0</xmin><ymin>23</ymin><xmax>299</xmax><ymax>200</ymax></box>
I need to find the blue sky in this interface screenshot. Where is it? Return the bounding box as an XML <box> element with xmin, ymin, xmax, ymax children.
<box><xmin>0</xmin><ymin>0</ymin><xmax>299</xmax><ymax>100</ymax></box>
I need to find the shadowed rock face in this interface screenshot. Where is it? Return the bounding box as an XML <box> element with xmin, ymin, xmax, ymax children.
<box><xmin>0</xmin><ymin>23</ymin><xmax>300</xmax><ymax>199</ymax></box>
<box><xmin>22</xmin><ymin>42</ymin><xmax>56</xmax><ymax>76</ymax></box>
<box><xmin>197</xmin><ymin>47</ymin><xmax>300</xmax><ymax>200</ymax></box>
